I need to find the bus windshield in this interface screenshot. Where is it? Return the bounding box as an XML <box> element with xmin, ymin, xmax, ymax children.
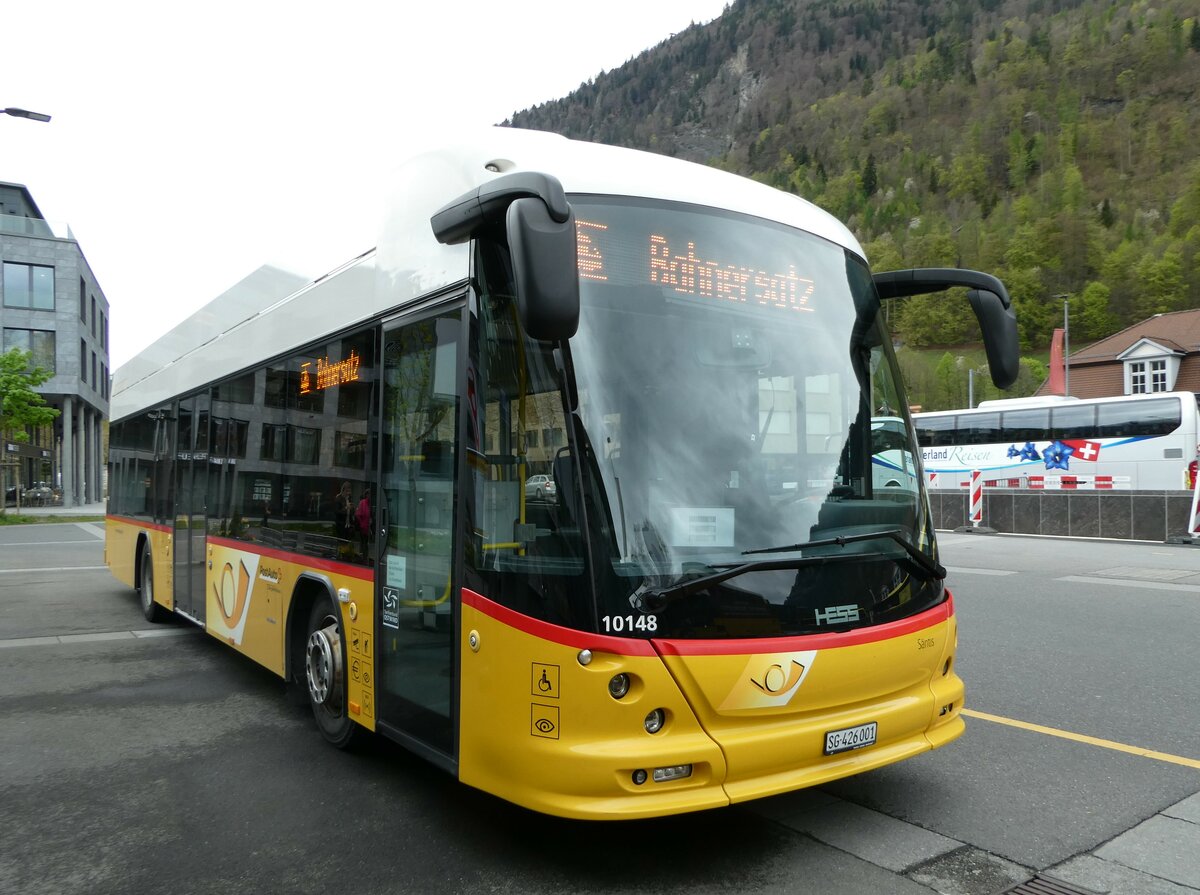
<box><xmin>566</xmin><ymin>198</ymin><xmax>938</xmax><ymax>638</ymax></box>
<box><xmin>469</xmin><ymin>198</ymin><xmax>940</xmax><ymax>639</ymax></box>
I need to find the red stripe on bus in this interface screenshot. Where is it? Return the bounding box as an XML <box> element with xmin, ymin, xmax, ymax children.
<box><xmin>653</xmin><ymin>593</ymin><xmax>954</xmax><ymax>656</ymax></box>
<box><xmin>206</xmin><ymin>535</ymin><xmax>375</xmax><ymax>582</ymax></box>
<box><xmin>462</xmin><ymin>588</ymin><xmax>659</xmax><ymax>656</ymax></box>
<box><xmin>105</xmin><ymin>514</ymin><xmax>172</xmax><ymax>534</ymax></box>
<box><xmin>463</xmin><ymin>588</ymin><xmax>954</xmax><ymax>658</ymax></box>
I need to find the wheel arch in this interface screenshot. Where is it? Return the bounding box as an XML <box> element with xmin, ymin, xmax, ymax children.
<box><xmin>134</xmin><ymin>531</ymin><xmax>151</xmax><ymax>591</ymax></box>
<box><xmin>285</xmin><ymin>573</ymin><xmax>337</xmax><ymax>685</ymax></box>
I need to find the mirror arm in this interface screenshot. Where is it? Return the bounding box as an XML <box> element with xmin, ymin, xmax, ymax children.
<box><xmin>431</xmin><ymin>172</ymin><xmax>570</xmax><ymax>245</ymax></box>
<box><xmin>872</xmin><ymin>267</ymin><xmax>1020</xmax><ymax>390</ymax></box>
<box><xmin>872</xmin><ymin>267</ymin><xmax>1011</xmax><ymax>308</ymax></box>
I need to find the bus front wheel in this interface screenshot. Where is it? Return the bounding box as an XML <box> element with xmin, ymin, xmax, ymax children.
<box><xmin>304</xmin><ymin>599</ymin><xmax>360</xmax><ymax>749</ymax></box>
<box><xmin>139</xmin><ymin>542</ymin><xmax>169</xmax><ymax>623</ymax></box>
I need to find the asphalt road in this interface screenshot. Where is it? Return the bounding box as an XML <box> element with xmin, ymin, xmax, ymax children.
<box><xmin>1</xmin><ymin>522</ymin><xmax>1197</xmax><ymax>894</ymax></box>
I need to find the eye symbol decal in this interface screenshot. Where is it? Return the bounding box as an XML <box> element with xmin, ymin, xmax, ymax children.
<box><xmin>534</xmin><ymin>718</ymin><xmax>556</xmax><ymax>734</ymax></box>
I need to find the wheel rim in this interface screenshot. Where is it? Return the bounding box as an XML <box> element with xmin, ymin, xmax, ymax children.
<box><xmin>306</xmin><ymin>618</ymin><xmax>342</xmax><ymax>710</ymax></box>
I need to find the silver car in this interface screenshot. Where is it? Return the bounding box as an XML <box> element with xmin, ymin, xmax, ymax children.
<box><xmin>524</xmin><ymin>475</ymin><xmax>556</xmax><ymax>501</ymax></box>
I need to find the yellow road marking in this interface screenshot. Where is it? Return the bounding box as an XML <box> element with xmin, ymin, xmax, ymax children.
<box><xmin>962</xmin><ymin>708</ymin><xmax>1200</xmax><ymax>770</ymax></box>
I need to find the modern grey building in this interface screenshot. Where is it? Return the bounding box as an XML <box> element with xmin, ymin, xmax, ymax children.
<box><xmin>0</xmin><ymin>182</ymin><xmax>109</xmax><ymax>507</ymax></box>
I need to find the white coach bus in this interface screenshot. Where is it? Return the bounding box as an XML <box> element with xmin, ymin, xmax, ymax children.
<box><xmin>913</xmin><ymin>392</ymin><xmax>1200</xmax><ymax>490</ymax></box>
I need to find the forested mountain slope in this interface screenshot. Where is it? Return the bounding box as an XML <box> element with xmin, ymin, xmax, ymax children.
<box><xmin>508</xmin><ymin>0</ymin><xmax>1200</xmax><ymax>402</ymax></box>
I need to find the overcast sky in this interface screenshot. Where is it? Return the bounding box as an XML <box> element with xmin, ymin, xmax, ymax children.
<box><xmin>4</xmin><ymin>1</ymin><xmax>730</xmax><ymax>369</ymax></box>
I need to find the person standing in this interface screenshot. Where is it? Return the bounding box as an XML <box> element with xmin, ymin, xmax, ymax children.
<box><xmin>355</xmin><ymin>488</ymin><xmax>372</xmax><ymax>560</ymax></box>
<box><xmin>334</xmin><ymin>481</ymin><xmax>353</xmax><ymax>541</ymax></box>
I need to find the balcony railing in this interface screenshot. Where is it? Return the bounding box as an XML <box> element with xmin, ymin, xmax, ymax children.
<box><xmin>0</xmin><ymin>212</ymin><xmax>74</xmax><ymax>241</ymax></box>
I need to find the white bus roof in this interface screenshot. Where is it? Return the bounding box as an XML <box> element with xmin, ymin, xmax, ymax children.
<box><xmin>111</xmin><ymin>127</ymin><xmax>863</xmax><ymax>421</ymax></box>
<box><xmin>915</xmin><ymin>391</ymin><xmax>1198</xmax><ymax>417</ymax></box>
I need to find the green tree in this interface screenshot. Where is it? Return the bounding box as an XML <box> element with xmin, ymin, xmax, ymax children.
<box><xmin>1133</xmin><ymin>250</ymin><xmax>1186</xmax><ymax>318</ymax></box>
<box><xmin>0</xmin><ymin>349</ymin><xmax>59</xmax><ymax>512</ymax></box>
<box><xmin>1075</xmin><ymin>281</ymin><xmax>1118</xmax><ymax>340</ymax></box>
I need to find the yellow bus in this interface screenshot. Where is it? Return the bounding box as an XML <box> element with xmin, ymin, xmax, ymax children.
<box><xmin>106</xmin><ymin>128</ymin><xmax>1019</xmax><ymax>819</ymax></box>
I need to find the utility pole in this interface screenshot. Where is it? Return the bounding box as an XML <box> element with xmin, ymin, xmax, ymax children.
<box><xmin>1053</xmin><ymin>293</ymin><xmax>1072</xmax><ymax>397</ymax></box>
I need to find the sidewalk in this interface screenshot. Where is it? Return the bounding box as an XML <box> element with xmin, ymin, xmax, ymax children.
<box><xmin>7</xmin><ymin>501</ymin><xmax>106</xmax><ymax>518</ymax></box>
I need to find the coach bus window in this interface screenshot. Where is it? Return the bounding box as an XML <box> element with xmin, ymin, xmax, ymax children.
<box><xmin>1051</xmin><ymin>404</ymin><xmax>1095</xmax><ymax>440</ymax></box>
<box><xmin>271</xmin><ymin>328</ymin><xmax>377</xmax><ymax>564</ymax></box>
<box><xmin>914</xmin><ymin>415</ymin><xmax>955</xmax><ymax>447</ymax></box>
<box><xmin>1096</xmin><ymin>398</ymin><xmax>1179</xmax><ymax>438</ymax></box>
<box><xmin>958</xmin><ymin>412</ymin><xmax>999</xmax><ymax>446</ymax></box>
<box><xmin>465</xmin><ymin>241</ymin><xmax>588</xmax><ymax>629</ymax></box>
<box><xmin>1000</xmin><ymin>408</ymin><xmax>1049</xmax><ymax>443</ymax></box>
<box><xmin>209</xmin><ymin>371</ymin><xmax>257</xmax><ymax>539</ymax></box>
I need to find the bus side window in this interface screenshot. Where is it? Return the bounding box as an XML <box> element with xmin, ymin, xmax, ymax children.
<box><xmin>1001</xmin><ymin>408</ymin><xmax>1049</xmax><ymax>443</ymax></box>
<box><xmin>1051</xmin><ymin>404</ymin><xmax>1095</xmax><ymax>440</ymax></box>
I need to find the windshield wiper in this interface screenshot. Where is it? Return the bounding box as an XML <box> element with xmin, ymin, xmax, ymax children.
<box><xmin>631</xmin><ymin>529</ymin><xmax>944</xmax><ymax>614</ymax></box>
<box><xmin>631</xmin><ymin>556</ymin><xmax>834</xmax><ymax>613</ymax></box>
<box><xmin>742</xmin><ymin>528</ymin><xmax>945</xmax><ymax>580</ymax></box>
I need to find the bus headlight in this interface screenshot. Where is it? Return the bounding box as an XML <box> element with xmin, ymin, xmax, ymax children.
<box><xmin>644</xmin><ymin>708</ymin><xmax>666</xmax><ymax>734</ymax></box>
<box><xmin>608</xmin><ymin>673</ymin><xmax>630</xmax><ymax>699</ymax></box>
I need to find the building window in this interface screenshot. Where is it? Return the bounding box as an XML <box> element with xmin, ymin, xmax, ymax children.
<box><xmin>1150</xmin><ymin>359</ymin><xmax>1167</xmax><ymax>392</ymax></box>
<box><xmin>1130</xmin><ymin>361</ymin><xmax>1146</xmax><ymax>394</ymax></box>
<box><xmin>92</xmin><ymin>352</ymin><xmax>97</xmax><ymax>391</ymax></box>
<box><xmin>3</xmin><ymin>262</ymin><xmax>54</xmax><ymax>310</ymax></box>
<box><xmin>3</xmin><ymin>328</ymin><xmax>55</xmax><ymax>373</ymax></box>
<box><xmin>1129</xmin><ymin>359</ymin><xmax>1171</xmax><ymax>394</ymax></box>
<box><xmin>80</xmin><ymin>339</ymin><xmax>87</xmax><ymax>384</ymax></box>
<box><xmin>79</xmin><ymin>278</ymin><xmax>86</xmax><ymax>320</ymax></box>
<box><xmin>260</xmin><ymin>424</ymin><xmax>287</xmax><ymax>461</ymax></box>
<box><xmin>91</xmin><ymin>297</ymin><xmax>97</xmax><ymax>336</ymax></box>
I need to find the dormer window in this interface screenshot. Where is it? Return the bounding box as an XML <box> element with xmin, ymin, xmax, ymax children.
<box><xmin>1129</xmin><ymin>359</ymin><xmax>1168</xmax><ymax>393</ymax></box>
<box><xmin>1119</xmin><ymin>338</ymin><xmax>1181</xmax><ymax>394</ymax></box>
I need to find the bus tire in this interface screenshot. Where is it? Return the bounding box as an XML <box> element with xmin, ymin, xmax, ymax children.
<box><xmin>139</xmin><ymin>541</ymin><xmax>169</xmax><ymax>623</ymax></box>
<box><xmin>304</xmin><ymin>598</ymin><xmax>360</xmax><ymax>749</ymax></box>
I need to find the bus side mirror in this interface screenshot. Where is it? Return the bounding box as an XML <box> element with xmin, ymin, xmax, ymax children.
<box><xmin>872</xmin><ymin>267</ymin><xmax>1019</xmax><ymax>389</ymax></box>
<box><xmin>507</xmin><ymin>197</ymin><xmax>580</xmax><ymax>341</ymax></box>
<box><xmin>431</xmin><ymin>170</ymin><xmax>579</xmax><ymax>342</ymax></box>
<box><xmin>966</xmin><ymin>287</ymin><xmax>1019</xmax><ymax>389</ymax></box>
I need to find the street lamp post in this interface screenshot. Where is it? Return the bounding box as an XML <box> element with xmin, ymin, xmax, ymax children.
<box><xmin>1</xmin><ymin>107</ymin><xmax>52</xmax><ymax>123</ymax></box>
<box><xmin>1053</xmin><ymin>293</ymin><xmax>1072</xmax><ymax>397</ymax></box>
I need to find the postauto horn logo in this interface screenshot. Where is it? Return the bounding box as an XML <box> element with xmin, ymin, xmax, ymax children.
<box><xmin>212</xmin><ymin>552</ymin><xmax>258</xmax><ymax>644</ymax></box>
<box><xmin>719</xmin><ymin>651</ymin><xmax>817</xmax><ymax>711</ymax></box>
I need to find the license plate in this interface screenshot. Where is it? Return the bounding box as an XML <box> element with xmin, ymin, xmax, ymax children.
<box><xmin>824</xmin><ymin>721</ymin><xmax>878</xmax><ymax>755</ymax></box>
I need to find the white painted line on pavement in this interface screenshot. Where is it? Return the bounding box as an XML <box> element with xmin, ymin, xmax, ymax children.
<box><xmin>0</xmin><ymin>566</ymin><xmax>108</xmax><ymax>574</ymax></box>
<box><xmin>0</xmin><ymin>541</ymin><xmax>103</xmax><ymax>547</ymax></box>
<box><xmin>1058</xmin><ymin>575</ymin><xmax>1200</xmax><ymax>594</ymax></box>
<box><xmin>0</xmin><ymin>628</ymin><xmax>190</xmax><ymax>649</ymax></box>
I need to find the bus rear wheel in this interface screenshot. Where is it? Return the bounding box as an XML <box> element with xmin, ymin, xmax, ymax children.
<box><xmin>304</xmin><ymin>599</ymin><xmax>360</xmax><ymax>749</ymax></box>
<box><xmin>139</xmin><ymin>541</ymin><xmax>168</xmax><ymax>623</ymax></box>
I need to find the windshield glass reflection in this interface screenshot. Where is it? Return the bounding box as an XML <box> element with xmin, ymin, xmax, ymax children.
<box><xmin>566</xmin><ymin>199</ymin><xmax>939</xmax><ymax>637</ymax></box>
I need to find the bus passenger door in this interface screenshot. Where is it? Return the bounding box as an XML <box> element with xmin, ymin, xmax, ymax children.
<box><xmin>376</xmin><ymin>306</ymin><xmax>462</xmax><ymax>759</ymax></box>
<box><xmin>171</xmin><ymin>394</ymin><xmax>208</xmax><ymax>623</ymax></box>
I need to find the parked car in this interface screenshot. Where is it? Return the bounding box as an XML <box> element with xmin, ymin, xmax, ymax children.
<box><xmin>524</xmin><ymin>474</ymin><xmax>556</xmax><ymax>501</ymax></box>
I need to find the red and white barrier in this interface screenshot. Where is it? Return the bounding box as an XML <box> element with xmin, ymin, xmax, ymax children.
<box><xmin>1188</xmin><ymin>464</ymin><xmax>1200</xmax><ymax>536</ymax></box>
<box><xmin>969</xmin><ymin>469</ymin><xmax>983</xmax><ymax>527</ymax></box>
<box><xmin>944</xmin><ymin>474</ymin><xmax>1132</xmax><ymax>491</ymax></box>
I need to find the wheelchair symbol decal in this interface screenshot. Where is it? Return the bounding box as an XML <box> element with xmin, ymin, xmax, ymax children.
<box><xmin>530</xmin><ymin>663</ymin><xmax>560</xmax><ymax>699</ymax></box>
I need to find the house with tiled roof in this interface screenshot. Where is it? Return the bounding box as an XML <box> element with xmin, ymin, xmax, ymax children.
<box><xmin>1037</xmin><ymin>309</ymin><xmax>1200</xmax><ymax>398</ymax></box>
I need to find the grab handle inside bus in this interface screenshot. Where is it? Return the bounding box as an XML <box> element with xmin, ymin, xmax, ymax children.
<box><xmin>872</xmin><ymin>267</ymin><xmax>1020</xmax><ymax>389</ymax></box>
